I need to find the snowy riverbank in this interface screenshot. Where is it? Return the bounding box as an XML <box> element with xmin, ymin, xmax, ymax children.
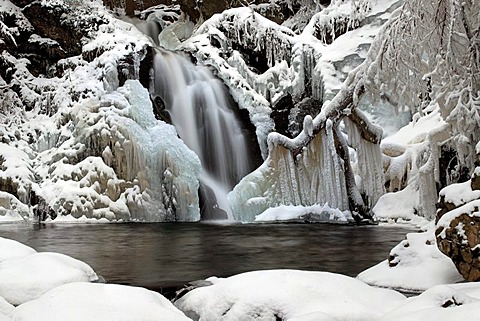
<box><xmin>0</xmin><ymin>224</ymin><xmax>478</xmax><ymax>321</ymax></box>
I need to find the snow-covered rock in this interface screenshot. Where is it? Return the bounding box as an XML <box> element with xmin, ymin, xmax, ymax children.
<box><xmin>255</xmin><ymin>203</ymin><xmax>353</xmax><ymax>223</ymax></box>
<box><xmin>436</xmin><ymin>175</ymin><xmax>480</xmax><ymax>281</ymax></box>
<box><xmin>357</xmin><ymin>225</ymin><xmax>463</xmax><ymax>293</ymax></box>
<box><xmin>0</xmin><ymin>252</ymin><xmax>98</xmax><ymax>305</ymax></box>
<box><xmin>0</xmin><ymin>237</ymin><xmax>36</xmax><ymax>263</ymax></box>
<box><xmin>36</xmin><ymin>80</ymin><xmax>202</xmax><ymax>222</ymax></box>
<box><xmin>0</xmin><ymin>297</ymin><xmax>13</xmax><ymax>321</ymax></box>
<box><xmin>13</xmin><ymin>282</ymin><xmax>191</xmax><ymax>321</ymax></box>
<box><xmin>175</xmin><ymin>269</ymin><xmax>406</xmax><ymax>321</ymax></box>
<box><xmin>373</xmin><ymin>185</ymin><xmax>419</xmax><ymax>222</ymax></box>
<box><xmin>380</xmin><ymin>283</ymin><xmax>480</xmax><ymax>321</ymax></box>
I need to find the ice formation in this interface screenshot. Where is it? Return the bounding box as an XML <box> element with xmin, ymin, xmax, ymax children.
<box><xmin>0</xmin><ymin>1</ymin><xmax>202</xmax><ymax>222</ymax></box>
<box><xmin>1</xmin><ymin>0</ymin><xmax>457</xmax><ymax>223</ymax></box>
<box><xmin>38</xmin><ymin>80</ymin><xmax>202</xmax><ymax>222</ymax></box>
<box><xmin>169</xmin><ymin>0</ymin><xmax>401</xmax><ymax>221</ymax></box>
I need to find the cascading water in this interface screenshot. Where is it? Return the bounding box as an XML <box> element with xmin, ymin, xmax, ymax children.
<box><xmin>150</xmin><ymin>49</ymin><xmax>253</xmax><ymax>219</ymax></box>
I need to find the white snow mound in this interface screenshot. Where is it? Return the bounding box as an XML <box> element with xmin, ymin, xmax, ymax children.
<box><xmin>13</xmin><ymin>282</ymin><xmax>191</xmax><ymax>321</ymax></box>
<box><xmin>0</xmin><ymin>237</ymin><xmax>36</xmax><ymax>262</ymax></box>
<box><xmin>357</xmin><ymin>226</ymin><xmax>463</xmax><ymax>293</ymax></box>
<box><xmin>175</xmin><ymin>269</ymin><xmax>406</xmax><ymax>321</ymax></box>
<box><xmin>0</xmin><ymin>252</ymin><xmax>98</xmax><ymax>305</ymax></box>
<box><xmin>380</xmin><ymin>283</ymin><xmax>480</xmax><ymax>321</ymax></box>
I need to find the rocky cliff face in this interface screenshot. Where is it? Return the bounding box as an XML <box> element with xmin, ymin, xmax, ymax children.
<box><xmin>102</xmin><ymin>0</ymin><xmax>303</xmax><ymax>23</ymax></box>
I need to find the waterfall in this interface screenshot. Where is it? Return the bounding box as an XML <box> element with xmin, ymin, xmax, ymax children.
<box><xmin>151</xmin><ymin>49</ymin><xmax>253</xmax><ymax>219</ymax></box>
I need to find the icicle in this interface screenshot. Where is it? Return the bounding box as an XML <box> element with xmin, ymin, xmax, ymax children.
<box><xmin>344</xmin><ymin>117</ymin><xmax>384</xmax><ymax>208</ymax></box>
<box><xmin>418</xmin><ymin>154</ymin><xmax>437</xmax><ymax>220</ymax></box>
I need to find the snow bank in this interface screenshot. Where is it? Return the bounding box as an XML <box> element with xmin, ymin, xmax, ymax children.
<box><xmin>255</xmin><ymin>204</ymin><xmax>353</xmax><ymax>223</ymax></box>
<box><xmin>439</xmin><ymin>180</ymin><xmax>480</xmax><ymax>207</ymax></box>
<box><xmin>0</xmin><ymin>252</ymin><xmax>98</xmax><ymax>305</ymax></box>
<box><xmin>357</xmin><ymin>225</ymin><xmax>463</xmax><ymax>293</ymax></box>
<box><xmin>373</xmin><ymin>185</ymin><xmax>419</xmax><ymax>221</ymax></box>
<box><xmin>0</xmin><ymin>297</ymin><xmax>13</xmax><ymax>321</ymax></box>
<box><xmin>13</xmin><ymin>282</ymin><xmax>190</xmax><ymax>321</ymax></box>
<box><xmin>175</xmin><ymin>269</ymin><xmax>406</xmax><ymax>321</ymax></box>
<box><xmin>380</xmin><ymin>283</ymin><xmax>480</xmax><ymax>321</ymax></box>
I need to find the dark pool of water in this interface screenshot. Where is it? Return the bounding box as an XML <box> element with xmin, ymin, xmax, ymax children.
<box><xmin>0</xmin><ymin>222</ymin><xmax>413</xmax><ymax>294</ymax></box>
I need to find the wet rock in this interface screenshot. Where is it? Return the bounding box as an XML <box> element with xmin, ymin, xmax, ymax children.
<box><xmin>271</xmin><ymin>93</ymin><xmax>294</xmax><ymax>137</ymax></box>
<box><xmin>436</xmin><ymin>194</ymin><xmax>457</xmax><ymax>222</ymax></box>
<box><xmin>471</xmin><ymin>167</ymin><xmax>480</xmax><ymax>191</ymax></box>
<box><xmin>198</xmin><ymin>182</ymin><xmax>228</xmax><ymax>221</ymax></box>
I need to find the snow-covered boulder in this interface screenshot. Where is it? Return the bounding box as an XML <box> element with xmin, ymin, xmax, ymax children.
<box><xmin>379</xmin><ymin>283</ymin><xmax>480</xmax><ymax>321</ymax></box>
<box><xmin>436</xmin><ymin>173</ymin><xmax>480</xmax><ymax>281</ymax></box>
<box><xmin>0</xmin><ymin>252</ymin><xmax>98</xmax><ymax>305</ymax></box>
<box><xmin>0</xmin><ymin>297</ymin><xmax>14</xmax><ymax>321</ymax></box>
<box><xmin>0</xmin><ymin>192</ymin><xmax>30</xmax><ymax>223</ymax></box>
<box><xmin>358</xmin><ymin>224</ymin><xmax>462</xmax><ymax>293</ymax></box>
<box><xmin>0</xmin><ymin>237</ymin><xmax>36</xmax><ymax>263</ymax></box>
<box><xmin>13</xmin><ymin>282</ymin><xmax>191</xmax><ymax>321</ymax></box>
<box><xmin>175</xmin><ymin>270</ymin><xmax>406</xmax><ymax>321</ymax></box>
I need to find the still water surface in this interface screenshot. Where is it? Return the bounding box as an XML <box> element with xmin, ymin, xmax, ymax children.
<box><xmin>0</xmin><ymin>222</ymin><xmax>413</xmax><ymax>292</ymax></box>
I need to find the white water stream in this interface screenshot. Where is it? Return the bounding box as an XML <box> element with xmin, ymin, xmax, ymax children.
<box><xmin>151</xmin><ymin>49</ymin><xmax>252</xmax><ymax>219</ymax></box>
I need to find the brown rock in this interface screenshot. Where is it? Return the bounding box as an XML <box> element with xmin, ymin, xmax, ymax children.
<box><xmin>471</xmin><ymin>167</ymin><xmax>480</xmax><ymax>190</ymax></box>
<box><xmin>436</xmin><ymin>213</ymin><xmax>480</xmax><ymax>281</ymax></box>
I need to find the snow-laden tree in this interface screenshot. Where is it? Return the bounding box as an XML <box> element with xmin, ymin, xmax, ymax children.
<box><xmin>360</xmin><ymin>0</ymin><xmax>480</xmax><ymax>217</ymax></box>
<box><xmin>365</xmin><ymin>0</ymin><xmax>479</xmax><ymax>159</ymax></box>
<box><xmin>229</xmin><ymin>0</ymin><xmax>479</xmax><ymax>222</ymax></box>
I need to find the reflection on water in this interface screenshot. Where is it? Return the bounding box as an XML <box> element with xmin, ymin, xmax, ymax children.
<box><xmin>0</xmin><ymin>222</ymin><xmax>413</xmax><ymax>290</ymax></box>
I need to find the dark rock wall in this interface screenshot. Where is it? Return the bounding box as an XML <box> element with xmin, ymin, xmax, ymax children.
<box><xmin>102</xmin><ymin>0</ymin><xmax>300</xmax><ymax>24</ymax></box>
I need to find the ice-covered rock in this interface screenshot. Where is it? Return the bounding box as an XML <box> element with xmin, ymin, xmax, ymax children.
<box><xmin>0</xmin><ymin>0</ymin><xmax>203</xmax><ymax>222</ymax></box>
<box><xmin>179</xmin><ymin>1</ymin><xmax>400</xmax><ymax>157</ymax></box>
<box><xmin>37</xmin><ymin>80</ymin><xmax>202</xmax><ymax>222</ymax></box>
